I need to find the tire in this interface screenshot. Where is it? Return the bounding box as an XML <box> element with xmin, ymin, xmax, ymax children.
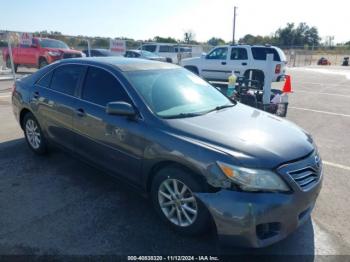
<box><xmin>22</xmin><ymin>112</ymin><xmax>48</xmax><ymax>155</ymax></box>
<box><xmin>6</xmin><ymin>57</ymin><xmax>18</xmax><ymax>72</ymax></box>
<box><xmin>184</xmin><ymin>66</ymin><xmax>199</xmax><ymax>75</ymax></box>
<box><xmin>244</xmin><ymin>70</ymin><xmax>264</xmax><ymax>89</ymax></box>
<box><xmin>39</xmin><ymin>59</ymin><xmax>48</xmax><ymax>69</ymax></box>
<box><xmin>151</xmin><ymin>165</ymin><xmax>211</xmax><ymax>235</ymax></box>
<box><xmin>6</xmin><ymin>57</ymin><xmax>11</xmax><ymax>69</ymax></box>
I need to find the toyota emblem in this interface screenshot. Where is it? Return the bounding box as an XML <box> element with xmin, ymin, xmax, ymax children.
<box><xmin>314</xmin><ymin>155</ymin><xmax>320</xmax><ymax>168</ymax></box>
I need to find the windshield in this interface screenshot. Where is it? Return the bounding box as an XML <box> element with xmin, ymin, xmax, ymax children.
<box><xmin>39</xmin><ymin>39</ymin><xmax>69</xmax><ymax>49</ymax></box>
<box><xmin>141</xmin><ymin>50</ymin><xmax>157</xmax><ymax>57</ymax></box>
<box><xmin>126</xmin><ymin>69</ymin><xmax>233</xmax><ymax>118</ymax></box>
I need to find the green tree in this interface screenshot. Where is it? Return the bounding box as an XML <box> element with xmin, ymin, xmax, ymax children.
<box><xmin>153</xmin><ymin>36</ymin><xmax>177</xmax><ymax>43</ymax></box>
<box><xmin>207</xmin><ymin>37</ymin><xmax>226</xmax><ymax>46</ymax></box>
<box><xmin>238</xmin><ymin>34</ymin><xmax>276</xmax><ymax>45</ymax></box>
<box><xmin>275</xmin><ymin>22</ymin><xmax>320</xmax><ymax>46</ymax></box>
<box><xmin>184</xmin><ymin>30</ymin><xmax>197</xmax><ymax>44</ymax></box>
<box><xmin>92</xmin><ymin>37</ymin><xmax>110</xmax><ymax>49</ymax></box>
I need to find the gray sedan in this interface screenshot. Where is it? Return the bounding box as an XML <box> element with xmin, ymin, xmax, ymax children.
<box><xmin>12</xmin><ymin>57</ymin><xmax>322</xmax><ymax>247</ymax></box>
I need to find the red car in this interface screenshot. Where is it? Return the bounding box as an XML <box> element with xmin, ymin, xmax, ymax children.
<box><xmin>3</xmin><ymin>37</ymin><xmax>83</xmax><ymax>72</ymax></box>
<box><xmin>317</xmin><ymin>57</ymin><xmax>331</xmax><ymax>65</ymax></box>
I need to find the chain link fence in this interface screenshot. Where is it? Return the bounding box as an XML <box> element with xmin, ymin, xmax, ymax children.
<box><xmin>2</xmin><ymin>30</ymin><xmax>350</xmax><ymax>76</ymax></box>
<box><xmin>281</xmin><ymin>46</ymin><xmax>350</xmax><ymax>67</ymax></box>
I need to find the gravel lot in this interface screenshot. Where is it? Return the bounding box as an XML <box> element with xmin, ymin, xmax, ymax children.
<box><xmin>0</xmin><ymin>67</ymin><xmax>349</xmax><ymax>258</ymax></box>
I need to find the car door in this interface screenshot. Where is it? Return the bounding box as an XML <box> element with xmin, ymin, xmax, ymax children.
<box><xmin>200</xmin><ymin>47</ymin><xmax>229</xmax><ymax>80</ymax></box>
<box><xmin>227</xmin><ymin>47</ymin><xmax>249</xmax><ymax>77</ymax></box>
<box><xmin>17</xmin><ymin>44</ymin><xmax>29</xmax><ymax>65</ymax></box>
<box><xmin>34</xmin><ymin>64</ymin><xmax>85</xmax><ymax>151</ymax></box>
<box><xmin>19</xmin><ymin>39</ymin><xmax>37</xmax><ymax>65</ymax></box>
<box><xmin>27</xmin><ymin>38</ymin><xmax>39</xmax><ymax>65</ymax></box>
<box><xmin>73</xmin><ymin>66</ymin><xmax>146</xmax><ymax>185</ymax></box>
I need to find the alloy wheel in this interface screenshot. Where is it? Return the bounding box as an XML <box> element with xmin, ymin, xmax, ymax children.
<box><xmin>25</xmin><ymin>119</ymin><xmax>41</xmax><ymax>149</ymax></box>
<box><xmin>158</xmin><ymin>178</ymin><xmax>198</xmax><ymax>227</ymax></box>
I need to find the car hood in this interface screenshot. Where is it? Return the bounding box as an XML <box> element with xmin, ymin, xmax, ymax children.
<box><xmin>164</xmin><ymin>103</ymin><xmax>314</xmax><ymax>168</ymax></box>
<box><xmin>45</xmin><ymin>48</ymin><xmax>82</xmax><ymax>54</ymax></box>
<box><xmin>148</xmin><ymin>56</ymin><xmax>166</xmax><ymax>61</ymax></box>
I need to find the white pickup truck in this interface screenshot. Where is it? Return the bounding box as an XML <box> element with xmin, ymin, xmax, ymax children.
<box><xmin>180</xmin><ymin>45</ymin><xmax>287</xmax><ymax>85</ymax></box>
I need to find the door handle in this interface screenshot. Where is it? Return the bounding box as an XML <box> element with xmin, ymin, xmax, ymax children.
<box><xmin>76</xmin><ymin>108</ymin><xmax>85</xmax><ymax>117</ymax></box>
<box><xmin>33</xmin><ymin>91</ymin><xmax>40</xmax><ymax>99</ymax></box>
<box><xmin>242</xmin><ymin>62</ymin><xmax>247</xmax><ymax>66</ymax></box>
<box><xmin>221</xmin><ymin>61</ymin><xmax>227</xmax><ymax>65</ymax></box>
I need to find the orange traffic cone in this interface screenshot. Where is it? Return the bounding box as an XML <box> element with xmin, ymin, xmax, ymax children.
<box><xmin>282</xmin><ymin>75</ymin><xmax>293</xmax><ymax>93</ymax></box>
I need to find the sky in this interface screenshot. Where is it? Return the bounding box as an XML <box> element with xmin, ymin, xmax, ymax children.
<box><xmin>0</xmin><ymin>0</ymin><xmax>349</xmax><ymax>43</ymax></box>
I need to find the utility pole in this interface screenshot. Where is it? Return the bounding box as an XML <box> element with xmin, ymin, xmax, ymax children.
<box><xmin>232</xmin><ymin>6</ymin><xmax>237</xmax><ymax>44</ymax></box>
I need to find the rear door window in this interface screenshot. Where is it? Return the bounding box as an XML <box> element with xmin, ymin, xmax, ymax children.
<box><xmin>37</xmin><ymin>71</ymin><xmax>53</xmax><ymax>88</ymax></box>
<box><xmin>159</xmin><ymin>45</ymin><xmax>175</xmax><ymax>53</ymax></box>
<box><xmin>50</xmin><ymin>65</ymin><xmax>84</xmax><ymax>96</ymax></box>
<box><xmin>230</xmin><ymin>48</ymin><xmax>248</xmax><ymax>60</ymax></box>
<box><xmin>82</xmin><ymin>67</ymin><xmax>130</xmax><ymax>107</ymax></box>
<box><xmin>251</xmin><ymin>47</ymin><xmax>281</xmax><ymax>61</ymax></box>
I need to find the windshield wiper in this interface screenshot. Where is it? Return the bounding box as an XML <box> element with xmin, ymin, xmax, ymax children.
<box><xmin>162</xmin><ymin>112</ymin><xmax>204</xmax><ymax>119</ymax></box>
<box><xmin>162</xmin><ymin>104</ymin><xmax>236</xmax><ymax>119</ymax></box>
<box><xmin>205</xmin><ymin>104</ymin><xmax>235</xmax><ymax>114</ymax></box>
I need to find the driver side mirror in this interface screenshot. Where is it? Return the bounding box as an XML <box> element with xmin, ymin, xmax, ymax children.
<box><xmin>106</xmin><ymin>101</ymin><xmax>136</xmax><ymax>117</ymax></box>
<box><xmin>201</xmin><ymin>53</ymin><xmax>207</xmax><ymax>59</ymax></box>
<box><xmin>30</xmin><ymin>44</ymin><xmax>38</xmax><ymax>48</ymax></box>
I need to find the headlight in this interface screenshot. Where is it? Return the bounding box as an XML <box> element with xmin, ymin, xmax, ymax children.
<box><xmin>48</xmin><ymin>51</ymin><xmax>61</xmax><ymax>57</ymax></box>
<box><xmin>217</xmin><ymin>161</ymin><xmax>289</xmax><ymax>192</ymax></box>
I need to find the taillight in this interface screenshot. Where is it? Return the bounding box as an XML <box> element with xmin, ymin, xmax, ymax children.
<box><xmin>275</xmin><ymin>64</ymin><xmax>281</xmax><ymax>74</ymax></box>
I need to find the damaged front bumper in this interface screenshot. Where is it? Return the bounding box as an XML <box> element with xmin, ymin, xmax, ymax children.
<box><xmin>195</xmin><ymin>176</ymin><xmax>322</xmax><ymax>248</ymax></box>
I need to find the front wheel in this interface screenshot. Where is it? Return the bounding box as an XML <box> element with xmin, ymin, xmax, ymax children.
<box><xmin>151</xmin><ymin>166</ymin><xmax>211</xmax><ymax>235</ymax></box>
<box><xmin>39</xmin><ymin>59</ymin><xmax>48</xmax><ymax>69</ymax></box>
<box><xmin>23</xmin><ymin>113</ymin><xmax>48</xmax><ymax>155</ymax></box>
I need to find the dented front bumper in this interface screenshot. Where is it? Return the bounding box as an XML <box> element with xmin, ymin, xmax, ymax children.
<box><xmin>195</xmin><ymin>177</ymin><xmax>322</xmax><ymax>248</ymax></box>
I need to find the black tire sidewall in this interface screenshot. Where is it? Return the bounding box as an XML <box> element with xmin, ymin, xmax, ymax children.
<box><xmin>6</xmin><ymin>58</ymin><xmax>18</xmax><ymax>72</ymax></box>
<box><xmin>23</xmin><ymin>113</ymin><xmax>47</xmax><ymax>155</ymax></box>
<box><xmin>6</xmin><ymin>57</ymin><xmax>11</xmax><ymax>69</ymax></box>
<box><xmin>151</xmin><ymin>165</ymin><xmax>211</xmax><ymax>235</ymax></box>
<box><xmin>39</xmin><ymin>59</ymin><xmax>48</xmax><ymax>69</ymax></box>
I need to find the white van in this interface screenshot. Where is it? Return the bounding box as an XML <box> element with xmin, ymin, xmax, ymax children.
<box><xmin>140</xmin><ymin>43</ymin><xmax>202</xmax><ymax>64</ymax></box>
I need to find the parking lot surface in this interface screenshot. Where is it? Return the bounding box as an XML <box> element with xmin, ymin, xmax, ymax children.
<box><xmin>0</xmin><ymin>67</ymin><xmax>350</xmax><ymax>257</ymax></box>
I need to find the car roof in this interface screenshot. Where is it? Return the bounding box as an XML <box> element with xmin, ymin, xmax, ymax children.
<box><xmin>34</xmin><ymin>37</ymin><xmax>62</xmax><ymax>41</ymax></box>
<box><xmin>129</xmin><ymin>50</ymin><xmax>159</xmax><ymax>55</ymax></box>
<box><xmin>142</xmin><ymin>43</ymin><xmax>177</xmax><ymax>46</ymax></box>
<box><xmin>58</xmin><ymin>57</ymin><xmax>179</xmax><ymax>72</ymax></box>
<box><xmin>215</xmin><ymin>44</ymin><xmax>279</xmax><ymax>49</ymax></box>
<box><xmin>128</xmin><ymin>50</ymin><xmax>142</xmax><ymax>53</ymax></box>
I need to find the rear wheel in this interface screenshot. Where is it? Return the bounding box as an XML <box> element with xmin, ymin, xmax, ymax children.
<box><xmin>23</xmin><ymin>113</ymin><xmax>48</xmax><ymax>155</ymax></box>
<box><xmin>6</xmin><ymin>57</ymin><xmax>18</xmax><ymax>72</ymax></box>
<box><xmin>151</xmin><ymin>165</ymin><xmax>211</xmax><ymax>235</ymax></box>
